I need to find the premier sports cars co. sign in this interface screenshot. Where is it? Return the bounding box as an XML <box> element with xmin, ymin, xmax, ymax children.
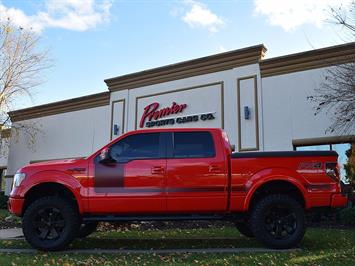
<box><xmin>139</xmin><ymin>102</ymin><xmax>215</xmax><ymax>128</ymax></box>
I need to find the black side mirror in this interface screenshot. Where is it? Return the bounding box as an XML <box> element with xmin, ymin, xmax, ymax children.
<box><xmin>99</xmin><ymin>148</ymin><xmax>117</xmax><ymax>165</ymax></box>
<box><xmin>231</xmin><ymin>144</ymin><xmax>236</xmax><ymax>152</ymax></box>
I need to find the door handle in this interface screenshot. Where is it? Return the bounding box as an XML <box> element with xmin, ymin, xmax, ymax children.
<box><xmin>209</xmin><ymin>165</ymin><xmax>222</xmax><ymax>173</ymax></box>
<box><xmin>151</xmin><ymin>166</ymin><xmax>165</xmax><ymax>174</ymax></box>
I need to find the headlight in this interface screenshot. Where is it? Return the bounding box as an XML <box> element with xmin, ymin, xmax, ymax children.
<box><xmin>13</xmin><ymin>172</ymin><xmax>26</xmax><ymax>188</ymax></box>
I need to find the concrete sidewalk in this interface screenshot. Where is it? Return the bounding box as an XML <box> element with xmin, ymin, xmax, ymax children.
<box><xmin>0</xmin><ymin>228</ymin><xmax>23</xmax><ymax>239</ymax></box>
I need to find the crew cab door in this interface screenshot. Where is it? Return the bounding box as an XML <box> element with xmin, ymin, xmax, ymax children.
<box><xmin>166</xmin><ymin>131</ymin><xmax>228</xmax><ymax>212</ymax></box>
<box><xmin>88</xmin><ymin>132</ymin><xmax>167</xmax><ymax>213</ymax></box>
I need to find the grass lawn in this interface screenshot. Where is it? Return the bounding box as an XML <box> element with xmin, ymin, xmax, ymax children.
<box><xmin>0</xmin><ymin>209</ymin><xmax>12</xmax><ymax>220</ymax></box>
<box><xmin>0</xmin><ymin>225</ymin><xmax>353</xmax><ymax>265</ymax></box>
<box><xmin>0</xmin><ymin>209</ymin><xmax>21</xmax><ymax>229</ymax></box>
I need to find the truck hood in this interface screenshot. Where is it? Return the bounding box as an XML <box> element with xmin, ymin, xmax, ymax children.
<box><xmin>29</xmin><ymin>158</ymin><xmax>84</xmax><ymax>167</ymax></box>
<box><xmin>19</xmin><ymin>157</ymin><xmax>87</xmax><ymax>174</ymax></box>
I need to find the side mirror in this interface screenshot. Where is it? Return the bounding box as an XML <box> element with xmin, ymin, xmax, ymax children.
<box><xmin>99</xmin><ymin>148</ymin><xmax>116</xmax><ymax>165</ymax></box>
<box><xmin>231</xmin><ymin>144</ymin><xmax>236</xmax><ymax>152</ymax></box>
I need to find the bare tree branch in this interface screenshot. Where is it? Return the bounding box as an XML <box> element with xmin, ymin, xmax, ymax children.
<box><xmin>309</xmin><ymin>1</ymin><xmax>355</xmax><ymax>134</ymax></box>
<box><xmin>0</xmin><ymin>19</ymin><xmax>51</xmax><ymax>152</ymax></box>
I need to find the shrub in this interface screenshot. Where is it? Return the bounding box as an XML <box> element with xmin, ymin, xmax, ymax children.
<box><xmin>0</xmin><ymin>192</ymin><xmax>8</xmax><ymax>209</ymax></box>
<box><xmin>339</xmin><ymin>207</ymin><xmax>355</xmax><ymax>226</ymax></box>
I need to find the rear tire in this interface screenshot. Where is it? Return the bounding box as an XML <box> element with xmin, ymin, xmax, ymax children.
<box><xmin>77</xmin><ymin>221</ymin><xmax>98</xmax><ymax>238</ymax></box>
<box><xmin>250</xmin><ymin>194</ymin><xmax>306</xmax><ymax>249</ymax></box>
<box><xmin>235</xmin><ymin>222</ymin><xmax>254</xmax><ymax>238</ymax></box>
<box><xmin>22</xmin><ymin>196</ymin><xmax>80</xmax><ymax>251</ymax></box>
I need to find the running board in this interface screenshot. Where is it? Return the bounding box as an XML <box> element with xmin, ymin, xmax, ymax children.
<box><xmin>83</xmin><ymin>213</ymin><xmax>242</xmax><ymax>222</ymax></box>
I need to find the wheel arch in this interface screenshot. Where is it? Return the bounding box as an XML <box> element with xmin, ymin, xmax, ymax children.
<box><xmin>244</xmin><ymin>173</ymin><xmax>307</xmax><ymax>211</ymax></box>
<box><xmin>22</xmin><ymin>182</ymin><xmax>84</xmax><ymax>216</ymax></box>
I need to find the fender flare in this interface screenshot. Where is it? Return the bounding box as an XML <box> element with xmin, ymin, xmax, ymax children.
<box><xmin>20</xmin><ymin>170</ymin><xmax>85</xmax><ymax>214</ymax></box>
<box><xmin>243</xmin><ymin>167</ymin><xmax>308</xmax><ymax>211</ymax></box>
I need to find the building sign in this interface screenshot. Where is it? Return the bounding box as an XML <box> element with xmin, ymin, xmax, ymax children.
<box><xmin>139</xmin><ymin>102</ymin><xmax>215</xmax><ymax>128</ymax></box>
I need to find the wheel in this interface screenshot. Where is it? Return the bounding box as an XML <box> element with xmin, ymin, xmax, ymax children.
<box><xmin>235</xmin><ymin>222</ymin><xmax>254</xmax><ymax>238</ymax></box>
<box><xmin>22</xmin><ymin>196</ymin><xmax>80</xmax><ymax>251</ymax></box>
<box><xmin>250</xmin><ymin>194</ymin><xmax>306</xmax><ymax>249</ymax></box>
<box><xmin>77</xmin><ymin>221</ymin><xmax>98</xmax><ymax>238</ymax></box>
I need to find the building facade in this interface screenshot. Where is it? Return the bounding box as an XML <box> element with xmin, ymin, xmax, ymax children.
<box><xmin>3</xmin><ymin>42</ymin><xmax>355</xmax><ymax>194</ymax></box>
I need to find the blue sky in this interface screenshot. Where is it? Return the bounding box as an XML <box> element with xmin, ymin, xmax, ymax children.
<box><xmin>0</xmin><ymin>0</ymin><xmax>353</xmax><ymax>108</ymax></box>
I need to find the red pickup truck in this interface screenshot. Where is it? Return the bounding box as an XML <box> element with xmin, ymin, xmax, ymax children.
<box><xmin>8</xmin><ymin>128</ymin><xmax>347</xmax><ymax>251</ymax></box>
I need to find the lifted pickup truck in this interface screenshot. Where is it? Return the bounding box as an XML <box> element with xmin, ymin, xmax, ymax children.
<box><xmin>9</xmin><ymin>128</ymin><xmax>347</xmax><ymax>251</ymax></box>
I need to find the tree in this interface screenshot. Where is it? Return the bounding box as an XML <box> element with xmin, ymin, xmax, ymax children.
<box><xmin>0</xmin><ymin>19</ymin><xmax>50</xmax><ymax>153</ymax></box>
<box><xmin>344</xmin><ymin>144</ymin><xmax>355</xmax><ymax>185</ymax></box>
<box><xmin>308</xmin><ymin>1</ymin><xmax>355</xmax><ymax>134</ymax></box>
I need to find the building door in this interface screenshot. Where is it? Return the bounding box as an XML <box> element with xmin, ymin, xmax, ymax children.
<box><xmin>111</xmin><ymin>100</ymin><xmax>125</xmax><ymax>140</ymax></box>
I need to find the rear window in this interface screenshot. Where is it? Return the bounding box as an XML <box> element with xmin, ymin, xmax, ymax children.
<box><xmin>173</xmin><ymin>132</ymin><xmax>215</xmax><ymax>158</ymax></box>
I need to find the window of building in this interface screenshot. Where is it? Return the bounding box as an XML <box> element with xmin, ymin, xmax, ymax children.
<box><xmin>110</xmin><ymin>133</ymin><xmax>161</xmax><ymax>161</ymax></box>
<box><xmin>173</xmin><ymin>132</ymin><xmax>215</xmax><ymax>158</ymax></box>
<box><xmin>295</xmin><ymin>143</ymin><xmax>353</xmax><ymax>182</ymax></box>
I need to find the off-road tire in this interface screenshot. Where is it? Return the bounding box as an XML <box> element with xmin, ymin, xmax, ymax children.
<box><xmin>22</xmin><ymin>196</ymin><xmax>80</xmax><ymax>251</ymax></box>
<box><xmin>77</xmin><ymin>221</ymin><xmax>98</xmax><ymax>238</ymax></box>
<box><xmin>250</xmin><ymin>194</ymin><xmax>306</xmax><ymax>249</ymax></box>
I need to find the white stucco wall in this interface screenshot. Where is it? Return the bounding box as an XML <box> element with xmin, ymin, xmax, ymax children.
<box><xmin>261</xmin><ymin>67</ymin><xmax>354</xmax><ymax>151</ymax></box>
<box><xmin>6</xmin><ymin>105</ymin><xmax>110</xmax><ymax>176</ymax></box>
<box><xmin>110</xmin><ymin>63</ymin><xmax>263</xmax><ymax>150</ymax></box>
<box><xmin>0</xmin><ymin>137</ymin><xmax>8</xmax><ymax>168</ymax></box>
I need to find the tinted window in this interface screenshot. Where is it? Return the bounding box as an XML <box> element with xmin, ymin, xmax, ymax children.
<box><xmin>110</xmin><ymin>133</ymin><xmax>161</xmax><ymax>161</ymax></box>
<box><xmin>173</xmin><ymin>132</ymin><xmax>215</xmax><ymax>158</ymax></box>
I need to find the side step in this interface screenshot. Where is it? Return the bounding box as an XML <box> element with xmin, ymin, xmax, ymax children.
<box><xmin>83</xmin><ymin>213</ymin><xmax>242</xmax><ymax>222</ymax></box>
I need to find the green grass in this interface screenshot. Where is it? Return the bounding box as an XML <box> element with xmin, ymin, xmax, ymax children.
<box><xmin>0</xmin><ymin>209</ymin><xmax>11</xmax><ymax>220</ymax></box>
<box><xmin>0</xmin><ymin>227</ymin><xmax>354</xmax><ymax>265</ymax></box>
<box><xmin>0</xmin><ymin>209</ymin><xmax>21</xmax><ymax>228</ymax></box>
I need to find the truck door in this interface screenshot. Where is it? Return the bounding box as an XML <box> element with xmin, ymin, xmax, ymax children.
<box><xmin>166</xmin><ymin>131</ymin><xmax>228</xmax><ymax>212</ymax></box>
<box><xmin>89</xmin><ymin>132</ymin><xmax>167</xmax><ymax>213</ymax></box>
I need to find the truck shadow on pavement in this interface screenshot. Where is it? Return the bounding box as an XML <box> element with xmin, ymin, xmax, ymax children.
<box><xmin>70</xmin><ymin>236</ymin><xmax>263</xmax><ymax>250</ymax></box>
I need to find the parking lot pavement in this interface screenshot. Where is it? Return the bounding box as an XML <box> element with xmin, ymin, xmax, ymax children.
<box><xmin>0</xmin><ymin>228</ymin><xmax>23</xmax><ymax>239</ymax></box>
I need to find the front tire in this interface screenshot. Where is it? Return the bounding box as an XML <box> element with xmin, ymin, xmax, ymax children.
<box><xmin>250</xmin><ymin>194</ymin><xmax>306</xmax><ymax>249</ymax></box>
<box><xmin>22</xmin><ymin>196</ymin><xmax>80</xmax><ymax>251</ymax></box>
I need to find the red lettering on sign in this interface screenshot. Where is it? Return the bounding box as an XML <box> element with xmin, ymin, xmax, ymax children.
<box><xmin>139</xmin><ymin>102</ymin><xmax>187</xmax><ymax>128</ymax></box>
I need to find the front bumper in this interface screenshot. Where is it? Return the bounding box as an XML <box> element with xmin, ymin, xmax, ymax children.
<box><xmin>8</xmin><ymin>197</ymin><xmax>25</xmax><ymax>216</ymax></box>
<box><xmin>330</xmin><ymin>193</ymin><xmax>348</xmax><ymax>208</ymax></box>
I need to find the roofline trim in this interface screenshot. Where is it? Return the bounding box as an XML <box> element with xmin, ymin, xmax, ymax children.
<box><xmin>260</xmin><ymin>42</ymin><xmax>355</xmax><ymax>77</ymax></box>
<box><xmin>105</xmin><ymin>44</ymin><xmax>267</xmax><ymax>91</ymax></box>
<box><xmin>8</xmin><ymin>91</ymin><xmax>110</xmax><ymax>122</ymax></box>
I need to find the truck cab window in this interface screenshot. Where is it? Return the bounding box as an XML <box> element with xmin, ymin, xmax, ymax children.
<box><xmin>173</xmin><ymin>132</ymin><xmax>215</xmax><ymax>158</ymax></box>
<box><xmin>110</xmin><ymin>133</ymin><xmax>161</xmax><ymax>161</ymax></box>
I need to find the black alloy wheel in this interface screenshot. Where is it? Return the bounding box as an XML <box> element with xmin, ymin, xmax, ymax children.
<box><xmin>264</xmin><ymin>205</ymin><xmax>297</xmax><ymax>239</ymax></box>
<box><xmin>22</xmin><ymin>196</ymin><xmax>80</xmax><ymax>251</ymax></box>
<box><xmin>250</xmin><ymin>194</ymin><xmax>306</xmax><ymax>249</ymax></box>
<box><xmin>33</xmin><ymin>207</ymin><xmax>66</xmax><ymax>240</ymax></box>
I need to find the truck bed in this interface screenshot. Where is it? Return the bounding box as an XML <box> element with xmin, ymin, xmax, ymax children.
<box><xmin>229</xmin><ymin>149</ymin><xmax>340</xmax><ymax>211</ymax></box>
<box><xmin>231</xmin><ymin>150</ymin><xmax>338</xmax><ymax>158</ymax></box>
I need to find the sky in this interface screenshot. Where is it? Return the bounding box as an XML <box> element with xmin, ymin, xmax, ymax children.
<box><xmin>0</xmin><ymin>0</ymin><xmax>353</xmax><ymax>109</ymax></box>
